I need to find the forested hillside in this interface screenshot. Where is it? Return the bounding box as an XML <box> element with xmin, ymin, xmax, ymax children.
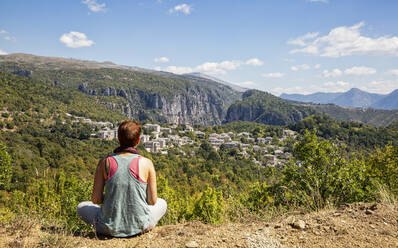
<box><xmin>0</xmin><ymin>54</ymin><xmax>241</xmax><ymax>126</ymax></box>
<box><xmin>225</xmin><ymin>90</ymin><xmax>318</xmax><ymax>125</ymax></box>
<box><xmin>306</xmin><ymin>103</ymin><xmax>398</xmax><ymax>127</ymax></box>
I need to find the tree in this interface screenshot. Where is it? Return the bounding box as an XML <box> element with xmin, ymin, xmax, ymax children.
<box><xmin>192</xmin><ymin>186</ymin><xmax>225</xmax><ymax>224</ymax></box>
<box><xmin>0</xmin><ymin>142</ymin><xmax>12</xmax><ymax>190</ymax></box>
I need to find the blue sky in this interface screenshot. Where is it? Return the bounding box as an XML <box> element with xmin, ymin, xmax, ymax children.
<box><xmin>1</xmin><ymin>0</ymin><xmax>398</xmax><ymax>95</ymax></box>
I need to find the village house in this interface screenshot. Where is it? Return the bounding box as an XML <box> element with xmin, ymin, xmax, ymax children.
<box><xmin>209</xmin><ymin>137</ymin><xmax>224</xmax><ymax>147</ymax></box>
<box><xmin>151</xmin><ymin>131</ymin><xmax>160</xmax><ymax>139</ymax></box>
<box><xmin>185</xmin><ymin>124</ymin><xmax>194</xmax><ymax>131</ymax></box>
<box><xmin>219</xmin><ymin>133</ymin><xmax>231</xmax><ymax>142</ymax></box>
<box><xmin>194</xmin><ymin>131</ymin><xmax>205</xmax><ymax>138</ymax></box>
<box><xmin>224</xmin><ymin>141</ymin><xmax>241</xmax><ymax>149</ymax></box>
<box><xmin>283</xmin><ymin>129</ymin><xmax>296</xmax><ymax>137</ymax></box>
<box><xmin>98</xmin><ymin>128</ymin><xmax>117</xmax><ymax>140</ymax></box>
<box><xmin>238</xmin><ymin>132</ymin><xmax>251</xmax><ymax>138</ymax></box>
<box><xmin>140</xmin><ymin>134</ymin><xmax>150</xmax><ymax>142</ymax></box>
<box><xmin>143</xmin><ymin>123</ymin><xmax>160</xmax><ymax>132</ymax></box>
<box><xmin>160</xmin><ymin>127</ymin><xmax>172</xmax><ymax>134</ymax></box>
<box><xmin>144</xmin><ymin>141</ymin><xmax>160</xmax><ymax>153</ymax></box>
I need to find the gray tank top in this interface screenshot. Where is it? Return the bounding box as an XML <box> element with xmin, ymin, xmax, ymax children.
<box><xmin>97</xmin><ymin>154</ymin><xmax>152</xmax><ymax>237</ymax></box>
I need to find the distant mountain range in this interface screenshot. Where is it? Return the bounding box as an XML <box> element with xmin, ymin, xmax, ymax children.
<box><xmin>1</xmin><ymin>53</ymin><xmax>398</xmax><ymax>127</ymax></box>
<box><xmin>280</xmin><ymin>88</ymin><xmax>398</xmax><ymax>110</ymax></box>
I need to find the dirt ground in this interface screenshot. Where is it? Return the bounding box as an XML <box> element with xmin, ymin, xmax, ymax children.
<box><xmin>1</xmin><ymin>202</ymin><xmax>397</xmax><ymax>248</ymax></box>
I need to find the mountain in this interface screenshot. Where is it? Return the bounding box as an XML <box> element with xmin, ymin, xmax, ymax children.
<box><xmin>331</xmin><ymin>88</ymin><xmax>385</xmax><ymax>108</ymax></box>
<box><xmin>371</xmin><ymin>89</ymin><xmax>398</xmax><ymax>110</ymax></box>
<box><xmin>0</xmin><ymin>53</ymin><xmax>242</xmax><ymax>125</ymax></box>
<box><xmin>280</xmin><ymin>92</ymin><xmax>343</xmax><ymax>104</ymax></box>
<box><xmin>184</xmin><ymin>72</ymin><xmax>248</xmax><ymax>92</ymax></box>
<box><xmin>281</xmin><ymin>88</ymin><xmax>388</xmax><ymax>108</ymax></box>
<box><xmin>2</xmin><ymin>53</ymin><xmax>398</xmax><ymax>127</ymax></box>
<box><xmin>303</xmin><ymin>103</ymin><xmax>398</xmax><ymax>127</ymax></box>
<box><xmin>225</xmin><ymin>90</ymin><xmax>317</xmax><ymax>125</ymax></box>
<box><xmin>224</xmin><ymin>88</ymin><xmax>398</xmax><ymax>127</ymax></box>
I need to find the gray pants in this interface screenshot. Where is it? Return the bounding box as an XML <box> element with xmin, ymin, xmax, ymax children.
<box><xmin>77</xmin><ymin>198</ymin><xmax>167</xmax><ymax>235</ymax></box>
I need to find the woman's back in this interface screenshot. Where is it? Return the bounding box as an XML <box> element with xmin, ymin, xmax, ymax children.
<box><xmin>97</xmin><ymin>153</ymin><xmax>152</xmax><ymax>237</ymax></box>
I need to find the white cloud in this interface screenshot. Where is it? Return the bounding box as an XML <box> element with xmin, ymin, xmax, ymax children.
<box><xmin>156</xmin><ymin>58</ymin><xmax>264</xmax><ymax>76</ymax></box>
<box><xmin>271</xmin><ymin>86</ymin><xmax>308</xmax><ymax>95</ymax></box>
<box><xmin>59</xmin><ymin>31</ymin><xmax>94</xmax><ymax>48</ymax></box>
<box><xmin>360</xmin><ymin>80</ymin><xmax>398</xmax><ymax>94</ymax></box>
<box><xmin>291</xmin><ymin>64</ymin><xmax>311</xmax><ymax>71</ymax></box>
<box><xmin>0</xmin><ymin>49</ymin><xmax>8</xmax><ymax>55</ymax></box>
<box><xmin>262</xmin><ymin>72</ymin><xmax>284</xmax><ymax>78</ymax></box>
<box><xmin>322</xmin><ymin>69</ymin><xmax>343</xmax><ymax>78</ymax></box>
<box><xmin>314</xmin><ymin>64</ymin><xmax>321</xmax><ymax>69</ymax></box>
<box><xmin>322</xmin><ymin>66</ymin><xmax>376</xmax><ymax>78</ymax></box>
<box><xmin>0</xmin><ymin>29</ymin><xmax>16</xmax><ymax>41</ymax></box>
<box><xmin>154</xmin><ymin>57</ymin><xmax>169</xmax><ymax>63</ymax></box>
<box><xmin>344</xmin><ymin>66</ymin><xmax>376</xmax><ymax>75</ymax></box>
<box><xmin>156</xmin><ymin>65</ymin><xmax>193</xmax><ymax>74</ymax></box>
<box><xmin>195</xmin><ymin>60</ymin><xmax>242</xmax><ymax>75</ymax></box>
<box><xmin>323</xmin><ymin>81</ymin><xmax>349</xmax><ymax>87</ymax></box>
<box><xmin>246</xmin><ymin>58</ymin><xmax>264</xmax><ymax>66</ymax></box>
<box><xmin>287</xmin><ymin>32</ymin><xmax>319</xmax><ymax>46</ymax></box>
<box><xmin>288</xmin><ymin>22</ymin><xmax>398</xmax><ymax>57</ymax></box>
<box><xmin>169</xmin><ymin>4</ymin><xmax>192</xmax><ymax>15</ymax></box>
<box><xmin>82</xmin><ymin>0</ymin><xmax>106</xmax><ymax>12</ymax></box>
<box><xmin>4</xmin><ymin>36</ymin><xmax>16</xmax><ymax>41</ymax></box>
<box><xmin>387</xmin><ymin>69</ymin><xmax>398</xmax><ymax>76</ymax></box>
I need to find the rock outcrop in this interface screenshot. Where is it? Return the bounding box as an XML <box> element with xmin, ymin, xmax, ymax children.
<box><xmin>79</xmin><ymin>82</ymin><xmax>238</xmax><ymax>125</ymax></box>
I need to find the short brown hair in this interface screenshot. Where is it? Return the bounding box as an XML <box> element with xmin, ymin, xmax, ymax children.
<box><xmin>117</xmin><ymin>121</ymin><xmax>142</xmax><ymax>147</ymax></box>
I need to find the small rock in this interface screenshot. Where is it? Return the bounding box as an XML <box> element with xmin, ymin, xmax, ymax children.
<box><xmin>292</xmin><ymin>220</ymin><xmax>306</xmax><ymax>230</ymax></box>
<box><xmin>222</xmin><ymin>238</ymin><xmax>227</xmax><ymax>242</ymax></box>
<box><xmin>313</xmin><ymin>230</ymin><xmax>321</xmax><ymax>235</ymax></box>
<box><xmin>365</xmin><ymin>209</ymin><xmax>374</xmax><ymax>215</ymax></box>
<box><xmin>186</xmin><ymin>241</ymin><xmax>199</xmax><ymax>248</ymax></box>
<box><xmin>274</xmin><ymin>224</ymin><xmax>282</xmax><ymax>229</ymax></box>
<box><xmin>178</xmin><ymin>232</ymin><xmax>184</xmax><ymax>236</ymax></box>
<box><xmin>370</xmin><ymin>204</ymin><xmax>378</xmax><ymax>211</ymax></box>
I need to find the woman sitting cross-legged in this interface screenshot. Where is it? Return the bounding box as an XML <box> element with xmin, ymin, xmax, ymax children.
<box><xmin>77</xmin><ymin>120</ymin><xmax>167</xmax><ymax>237</ymax></box>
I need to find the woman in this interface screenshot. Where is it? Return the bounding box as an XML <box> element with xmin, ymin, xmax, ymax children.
<box><xmin>77</xmin><ymin>121</ymin><xmax>167</xmax><ymax>237</ymax></box>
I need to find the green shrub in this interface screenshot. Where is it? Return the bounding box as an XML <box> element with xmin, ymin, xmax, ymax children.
<box><xmin>192</xmin><ymin>186</ymin><xmax>225</xmax><ymax>224</ymax></box>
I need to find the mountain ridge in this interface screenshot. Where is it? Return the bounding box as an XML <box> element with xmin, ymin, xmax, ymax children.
<box><xmin>2</xmin><ymin>53</ymin><xmax>398</xmax><ymax>127</ymax></box>
<box><xmin>281</xmin><ymin>88</ymin><xmax>398</xmax><ymax>110</ymax></box>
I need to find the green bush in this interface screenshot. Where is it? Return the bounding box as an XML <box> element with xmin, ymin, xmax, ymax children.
<box><xmin>192</xmin><ymin>186</ymin><xmax>225</xmax><ymax>224</ymax></box>
<box><xmin>273</xmin><ymin>130</ymin><xmax>376</xmax><ymax>210</ymax></box>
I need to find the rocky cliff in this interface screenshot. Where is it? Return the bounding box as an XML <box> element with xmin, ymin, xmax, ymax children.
<box><xmin>80</xmin><ymin>82</ymin><xmax>235</xmax><ymax>125</ymax></box>
<box><xmin>0</xmin><ymin>53</ymin><xmax>240</xmax><ymax>125</ymax></box>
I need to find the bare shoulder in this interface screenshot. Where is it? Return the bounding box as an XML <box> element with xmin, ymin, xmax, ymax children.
<box><xmin>97</xmin><ymin>157</ymin><xmax>108</xmax><ymax>168</ymax></box>
<box><xmin>139</xmin><ymin>156</ymin><xmax>155</xmax><ymax>169</ymax></box>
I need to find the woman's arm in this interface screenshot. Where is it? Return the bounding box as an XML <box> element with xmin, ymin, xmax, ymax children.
<box><xmin>145</xmin><ymin>159</ymin><xmax>158</xmax><ymax>205</ymax></box>
<box><xmin>92</xmin><ymin>158</ymin><xmax>106</xmax><ymax>204</ymax></box>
